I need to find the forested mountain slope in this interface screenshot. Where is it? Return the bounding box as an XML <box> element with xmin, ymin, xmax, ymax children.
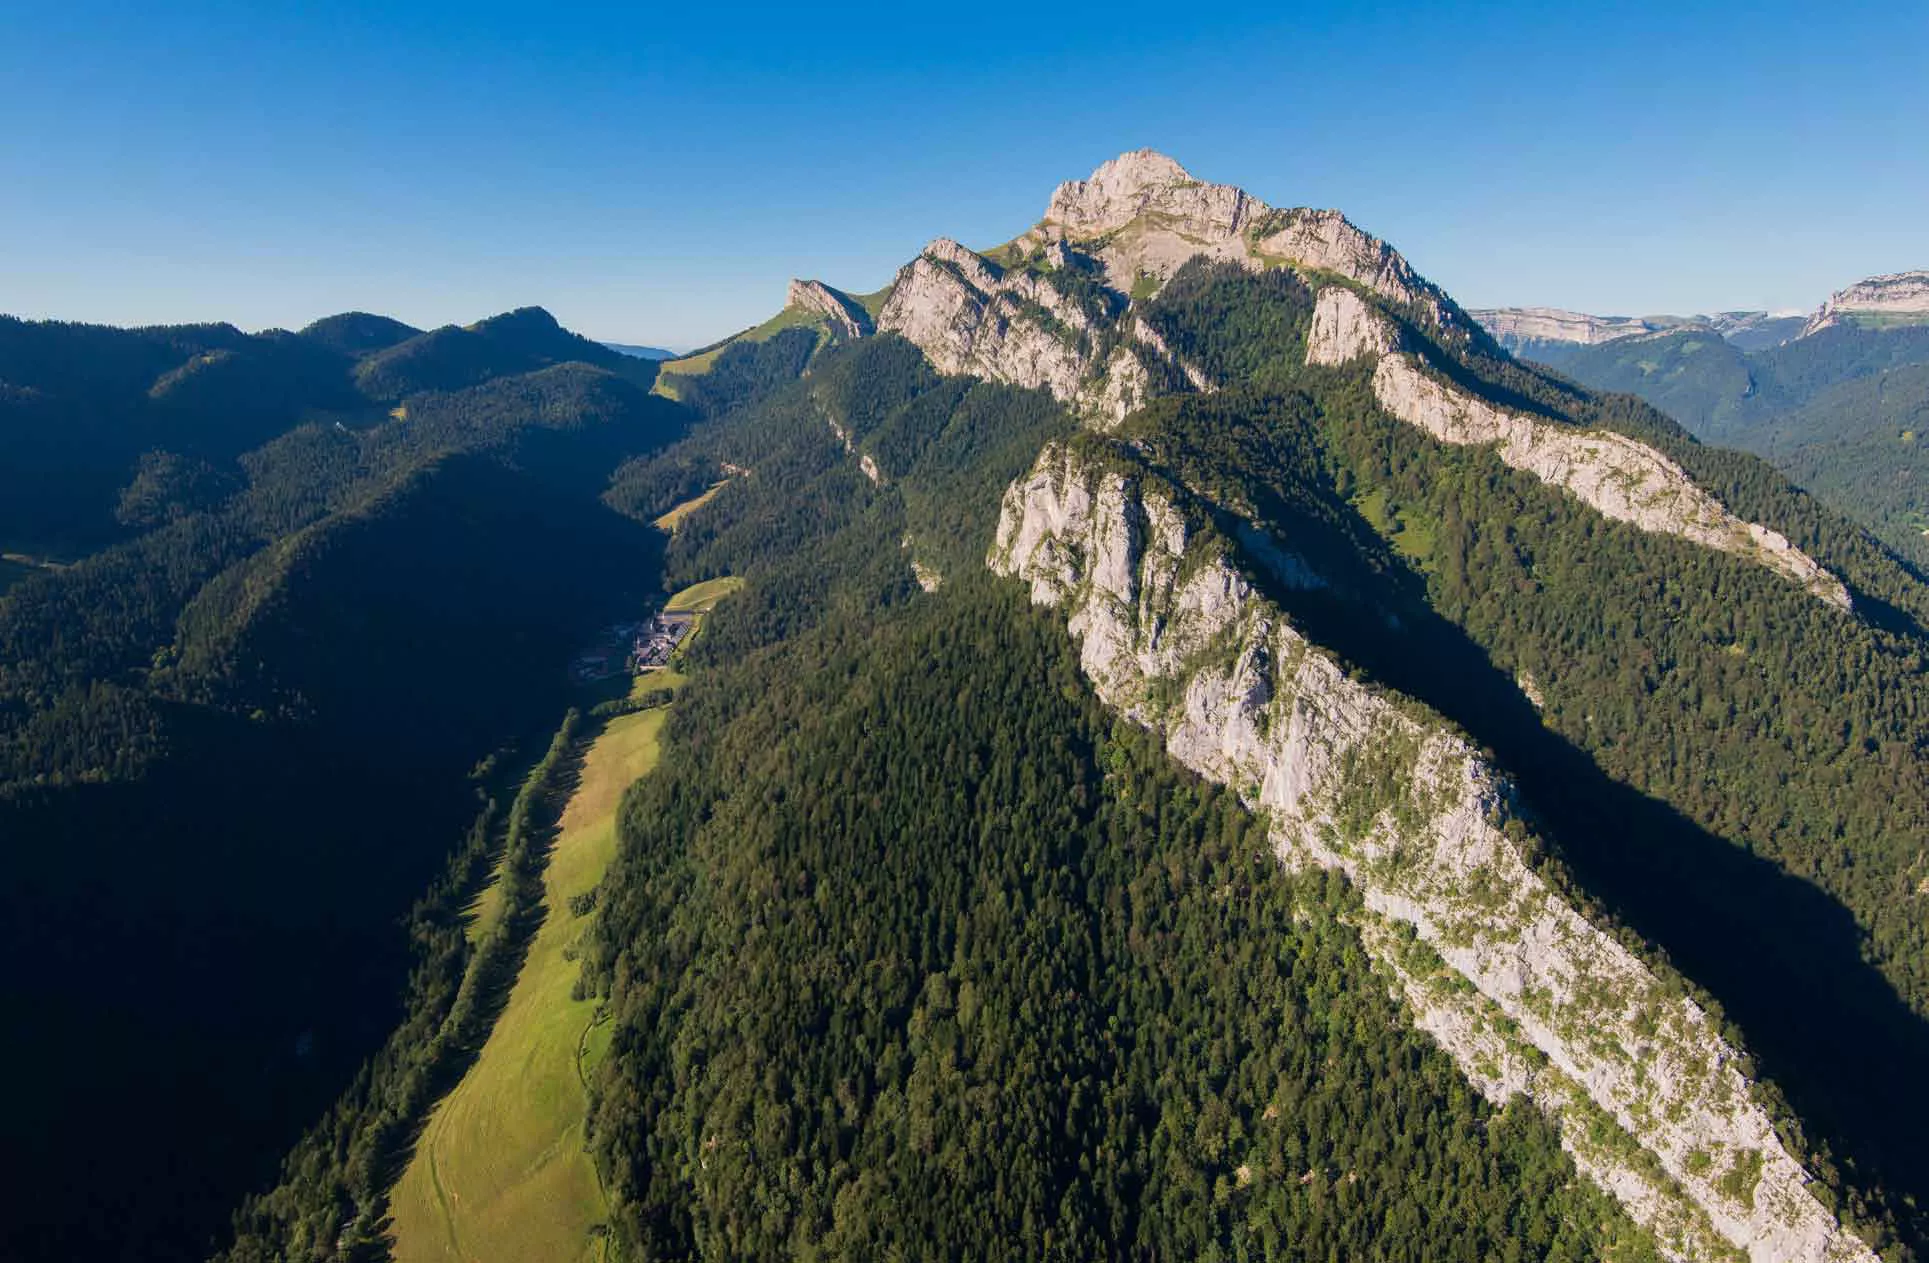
<box><xmin>572</xmin><ymin>334</ymin><xmax>1658</xmax><ymax>1263</ymax></box>
<box><xmin>0</xmin><ymin>308</ymin><xmax>689</xmax><ymax>1262</ymax></box>
<box><xmin>12</xmin><ymin>153</ymin><xmax>1929</xmax><ymax>1263</ymax></box>
<box><xmin>545</xmin><ymin>152</ymin><xmax>1929</xmax><ymax>1262</ymax></box>
<box><xmin>1528</xmin><ymin>322</ymin><xmax>1929</xmax><ymax>567</ymax></box>
<box><xmin>353</xmin><ymin>306</ymin><xmax>653</xmax><ymax>400</ymax></box>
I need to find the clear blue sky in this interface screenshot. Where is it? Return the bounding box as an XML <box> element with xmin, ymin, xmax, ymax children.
<box><xmin>2</xmin><ymin>1</ymin><xmax>1921</xmax><ymax>347</ymax></box>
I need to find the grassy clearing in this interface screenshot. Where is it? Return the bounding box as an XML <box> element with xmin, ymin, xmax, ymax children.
<box><xmin>664</xmin><ymin>574</ymin><xmax>743</xmax><ymax>614</ymax></box>
<box><xmin>391</xmin><ymin>707</ymin><xmax>668</xmax><ymax>1263</ymax></box>
<box><xmin>652</xmin><ymin>479</ymin><xmax>731</xmax><ymax>533</ymax></box>
<box><xmin>390</xmin><ymin>582</ymin><xmax>737</xmax><ymax>1263</ymax></box>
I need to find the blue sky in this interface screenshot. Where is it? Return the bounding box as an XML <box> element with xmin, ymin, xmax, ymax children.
<box><xmin>1</xmin><ymin>1</ymin><xmax>1922</xmax><ymax>347</ymax></box>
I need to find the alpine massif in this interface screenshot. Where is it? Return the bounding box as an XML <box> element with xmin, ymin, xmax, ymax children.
<box><xmin>8</xmin><ymin>152</ymin><xmax>1929</xmax><ymax>1263</ymax></box>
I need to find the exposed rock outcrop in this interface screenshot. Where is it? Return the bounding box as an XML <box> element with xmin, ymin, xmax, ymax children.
<box><xmin>1307</xmin><ymin>289</ymin><xmax>1850</xmax><ymax>608</ymax></box>
<box><xmin>1802</xmin><ymin>270</ymin><xmax>1929</xmax><ymax>337</ymax></box>
<box><xmin>873</xmin><ymin>238</ymin><xmax>1167</xmax><ymax>424</ymax></box>
<box><xmin>1031</xmin><ymin>149</ymin><xmax>1264</xmax><ymax>291</ymax></box>
<box><xmin>989</xmin><ymin>441</ymin><xmax>1878</xmax><ymax>1263</ymax></box>
<box><xmin>871</xmin><ymin>151</ymin><xmax>1465</xmax><ymax>420</ymax></box>
<box><xmin>786</xmin><ymin>278</ymin><xmax>873</xmax><ymax>341</ymax></box>
<box><xmin>1472</xmin><ymin>307</ymin><xmax>1809</xmax><ymax>353</ymax></box>
<box><xmin>1019</xmin><ymin>149</ymin><xmax>1463</xmax><ymax>334</ymax></box>
<box><xmin>1305</xmin><ymin>286</ymin><xmax>1398</xmax><ymax>366</ymax></box>
<box><xmin>1250</xmin><ymin>208</ymin><xmax>1453</xmax><ymax>328</ymax></box>
<box><xmin>1471</xmin><ymin>306</ymin><xmax>1657</xmax><ymax>348</ymax></box>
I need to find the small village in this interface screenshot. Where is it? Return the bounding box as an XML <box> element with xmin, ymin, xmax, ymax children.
<box><xmin>569</xmin><ymin>609</ymin><xmax>698</xmax><ymax>684</ymax></box>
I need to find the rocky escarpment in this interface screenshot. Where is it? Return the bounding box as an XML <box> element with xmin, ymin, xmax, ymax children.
<box><xmin>873</xmin><ymin>237</ymin><xmax>1175</xmax><ymax>424</ymax></box>
<box><xmin>1802</xmin><ymin>270</ymin><xmax>1929</xmax><ymax>337</ymax></box>
<box><xmin>1473</xmin><ymin>307</ymin><xmax>1807</xmax><ymax>354</ymax></box>
<box><xmin>1471</xmin><ymin>306</ymin><xmax>1658</xmax><ymax>349</ymax></box>
<box><xmin>989</xmin><ymin>441</ymin><xmax>1878</xmax><ymax>1263</ymax></box>
<box><xmin>786</xmin><ymin>279</ymin><xmax>873</xmax><ymax>341</ymax></box>
<box><xmin>870</xmin><ymin>151</ymin><xmax>1475</xmax><ymax>421</ymax></box>
<box><xmin>1308</xmin><ymin>288</ymin><xmax>1851</xmax><ymax>609</ymax></box>
<box><xmin>1016</xmin><ymin>149</ymin><xmax>1464</xmax><ymax>332</ymax></box>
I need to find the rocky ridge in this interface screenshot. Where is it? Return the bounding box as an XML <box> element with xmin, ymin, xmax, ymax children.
<box><xmin>786</xmin><ymin>279</ymin><xmax>873</xmax><ymax>341</ymax></box>
<box><xmin>1474</xmin><ymin>274</ymin><xmax>1928</xmax><ymax>351</ymax></box>
<box><xmin>1471</xmin><ymin>306</ymin><xmax>1662</xmax><ymax>349</ymax></box>
<box><xmin>988</xmin><ymin>440</ymin><xmax>1878</xmax><ymax>1263</ymax></box>
<box><xmin>867</xmin><ymin>151</ymin><xmax>1469</xmax><ymax>421</ymax></box>
<box><xmin>1308</xmin><ymin>288</ymin><xmax>1851</xmax><ymax>608</ymax></box>
<box><xmin>1470</xmin><ymin>307</ymin><xmax>1816</xmax><ymax>355</ymax></box>
<box><xmin>1803</xmin><ymin>270</ymin><xmax>1929</xmax><ymax>337</ymax></box>
<box><xmin>873</xmin><ymin>237</ymin><xmax>1167</xmax><ymax>424</ymax></box>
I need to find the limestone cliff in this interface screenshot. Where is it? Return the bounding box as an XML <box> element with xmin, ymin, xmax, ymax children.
<box><xmin>870</xmin><ymin>150</ymin><xmax>1469</xmax><ymax>420</ymax></box>
<box><xmin>873</xmin><ymin>237</ymin><xmax>1178</xmax><ymax>424</ymax></box>
<box><xmin>1019</xmin><ymin>149</ymin><xmax>1465</xmax><ymax>334</ymax></box>
<box><xmin>1307</xmin><ymin>288</ymin><xmax>1850</xmax><ymax>609</ymax></box>
<box><xmin>1472</xmin><ymin>307</ymin><xmax>1809</xmax><ymax>354</ymax></box>
<box><xmin>1802</xmin><ymin>270</ymin><xmax>1929</xmax><ymax>337</ymax></box>
<box><xmin>989</xmin><ymin>440</ymin><xmax>1878</xmax><ymax>1263</ymax></box>
<box><xmin>786</xmin><ymin>279</ymin><xmax>873</xmax><ymax>341</ymax></box>
<box><xmin>1470</xmin><ymin>306</ymin><xmax>1657</xmax><ymax>348</ymax></box>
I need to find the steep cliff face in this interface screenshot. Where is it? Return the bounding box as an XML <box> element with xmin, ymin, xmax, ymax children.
<box><xmin>1803</xmin><ymin>270</ymin><xmax>1929</xmax><ymax>337</ymax></box>
<box><xmin>1019</xmin><ymin>149</ymin><xmax>1465</xmax><ymax>333</ymax></box>
<box><xmin>989</xmin><ymin>441</ymin><xmax>1877</xmax><ymax>1263</ymax></box>
<box><xmin>870</xmin><ymin>151</ymin><xmax>1471</xmax><ymax>419</ymax></box>
<box><xmin>1305</xmin><ymin>285</ymin><xmax>1398</xmax><ymax>366</ymax></box>
<box><xmin>1472</xmin><ymin>307</ymin><xmax>1810</xmax><ymax>355</ymax></box>
<box><xmin>1471</xmin><ymin>306</ymin><xmax>1657</xmax><ymax>349</ymax></box>
<box><xmin>1306</xmin><ymin>287</ymin><xmax>1851</xmax><ymax>608</ymax></box>
<box><xmin>786</xmin><ymin>279</ymin><xmax>873</xmax><ymax>341</ymax></box>
<box><xmin>873</xmin><ymin>237</ymin><xmax>1181</xmax><ymax>424</ymax></box>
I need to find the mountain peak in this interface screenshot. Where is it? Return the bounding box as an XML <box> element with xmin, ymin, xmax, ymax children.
<box><xmin>472</xmin><ymin>305</ymin><xmax>563</xmax><ymax>336</ymax></box>
<box><xmin>1043</xmin><ymin>148</ymin><xmax>1251</xmax><ymax>240</ymax></box>
<box><xmin>1045</xmin><ymin>150</ymin><xmax>1193</xmax><ymax>221</ymax></box>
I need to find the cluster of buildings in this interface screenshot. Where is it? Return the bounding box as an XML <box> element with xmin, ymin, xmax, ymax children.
<box><xmin>630</xmin><ymin>610</ymin><xmax>696</xmax><ymax>671</ymax></box>
<box><xmin>569</xmin><ymin>610</ymin><xmax>697</xmax><ymax>683</ymax></box>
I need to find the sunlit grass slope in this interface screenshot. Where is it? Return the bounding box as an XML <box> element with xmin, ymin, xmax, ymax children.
<box><xmin>390</xmin><ymin>579</ymin><xmax>735</xmax><ymax>1263</ymax></box>
<box><xmin>389</xmin><ymin>701</ymin><xmax>666</xmax><ymax>1263</ymax></box>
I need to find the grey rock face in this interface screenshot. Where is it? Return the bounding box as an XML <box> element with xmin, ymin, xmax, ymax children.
<box><xmin>1024</xmin><ymin>150</ymin><xmax>1462</xmax><ymax>334</ymax></box>
<box><xmin>1305</xmin><ymin>286</ymin><xmax>1398</xmax><ymax>366</ymax></box>
<box><xmin>1309</xmin><ymin>289</ymin><xmax>1851</xmax><ymax>609</ymax></box>
<box><xmin>786</xmin><ymin>278</ymin><xmax>873</xmax><ymax>340</ymax></box>
<box><xmin>1471</xmin><ymin>306</ymin><xmax>1660</xmax><ymax>349</ymax></box>
<box><xmin>989</xmin><ymin>441</ymin><xmax>1878</xmax><ymax>1263</ymax></box>
<box><xmin>873</xmin><ymin>237</ymin><xmax>1176</xmax><ymax>425</ymax></box>
<box><xmin>1802</xmin><ymin>270</ymin><xmax>1929</xmax><ymax>336</ymax></box>
<box><xmin>871</xmin><ymin>150</ymin><xmax>1470</xmax><ymax>420</ymax></box>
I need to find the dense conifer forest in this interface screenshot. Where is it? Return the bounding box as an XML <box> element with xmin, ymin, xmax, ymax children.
<box><xmin>561</xmin><ymin>289</ymin><xmax>1929</xmax><ymax>1257</ymax></box>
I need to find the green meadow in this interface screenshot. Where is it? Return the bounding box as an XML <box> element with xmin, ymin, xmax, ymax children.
<box><xmin>390</xmin><ymin>578</ymin><xmax>735</xmax><ymax>1263</ymax></box>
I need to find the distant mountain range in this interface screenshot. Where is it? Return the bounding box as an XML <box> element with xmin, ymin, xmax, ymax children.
<box><xmin>1472</xmin><ymin>271</ymin><xmax>1929</xmax><ymax>567</ymax></box>
<box><xmin>1472</xmin><ymin>270</ymin><xmax>1929</xmax><ymax>359</ymax></box>
<box><xmin>602</xmin><ymin>340</ymin><xmax>678</xmax><ymax>360</ymax></box>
